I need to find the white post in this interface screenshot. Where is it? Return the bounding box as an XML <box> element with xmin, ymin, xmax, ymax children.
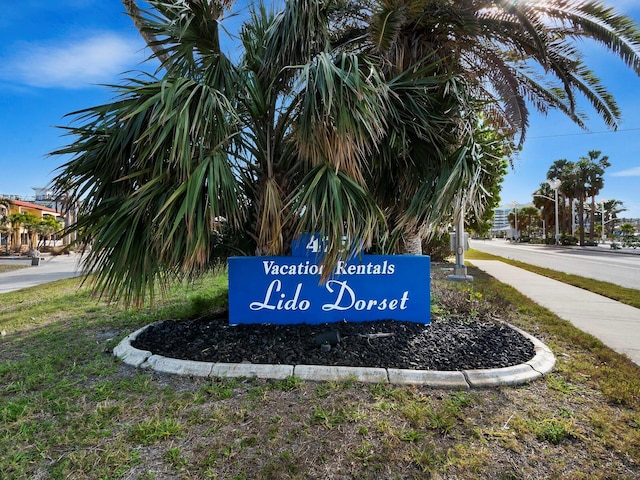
<box><xmin>554</xmin><ymin>187</ymin><xmax>560</xmax><ymax>244</ymax></box>
<box><xmin>601</xmin><ymin>202</ymin><xmax>605</xmax><ymax>244</ymax></box>
<box><xmin>599</xmin><ymin>200</ymin><xmax>611</xmax><ymax>244</ymax></box>
<box><xmin>455</xmin><ymin>206</ymin><xmax>465</xmax><ymax>274</ymax></box>
<box><xmin>448</xmin><ymin>201</ymin><xmax>472</xmax><ymax>282</ymax></box>
<box><xmin>510</xmin><ymin>201</ymin><xmax>519</xmax><ymax>241</ymax></box>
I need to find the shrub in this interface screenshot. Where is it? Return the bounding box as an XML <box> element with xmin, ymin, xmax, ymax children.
<box><xmin>560</xmin><ymin>235</ymin><xmax>578</xmax><ymax>246</ymax></box>
<box><xmin>423</xmin><ymin>233</ymin><xmax>452</xmax><ymax>262</ymax></box>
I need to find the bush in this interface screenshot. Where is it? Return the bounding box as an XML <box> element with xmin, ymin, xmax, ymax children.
<box><xmin>423</xmin><ymin>233</ymin><xmax>452</xmax><ymax>262</ymax></box>
<box><xmin>560</xmin><ymin>235</ymin><xmax>578</xmax><ymax>246</ymax></box>
<box><xmin>622</xmin><ymin>236</ymin><xmax>640</xmax><ymax>249</ymax></box>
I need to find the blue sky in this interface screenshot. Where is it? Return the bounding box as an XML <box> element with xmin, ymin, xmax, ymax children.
<box><xmin>1</xmin><ymin>0</ymin><xmax>639</xmax><ymax>217</ymax></box>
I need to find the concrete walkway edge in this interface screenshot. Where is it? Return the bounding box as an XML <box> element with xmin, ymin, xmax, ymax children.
<box><xmin>113</xmin><ymin>322</ymin><xmax>555</xmax><ymax>388</ymax></box>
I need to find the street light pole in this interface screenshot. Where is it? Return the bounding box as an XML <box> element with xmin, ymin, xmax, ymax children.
<box><xmin>510</xmin><ymin>201</ymin><xmax>519</xmax><ymax>240</ymax></box>
<box><xmin>548</xmin><ymin>179</ymin><xmax>562</xmax><ymax>245</ymax></box>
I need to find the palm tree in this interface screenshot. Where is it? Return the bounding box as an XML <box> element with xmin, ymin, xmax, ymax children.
<box><xmin>338</xmin><ymin>0</ymin><xmax>640</xmax><ymax>250</ymax></box>
<box><xmin>0</xmin><ymin>198</ymin><xmax>12</xmax><ymax>254</ymax></box>
<box><xmin>581</xmin><ymin>151</ymin><xmax>610</xmax><ymax>241</ymax></box>
<box><xmin>532</xmin><ymin>182</ymin><xmax>556</xmax><ymax>240</ymax></box>
<box><xmin>546</xmin><ymin>159</ymin><xmax>573</xmax><ymax>235</ymax></box>
<box><xmin>508</xmin><ymin>205</ymin><xmax>540</xmax><ymax>238</ymax></box>
<box><xmin>53</xmin><ymin>0</ymin><xmax>640</xmax><ymax>304</ymax></box>
<box><xmin>565</xmin><ymin>151</ymin><xmax>610</xmax><ymax>245</ymax></box>
<box><xmin>358</xmin><ymin>0</ymin><xmax>640</xmax><ymax>144</ymax></box>
<box><xmin>20</xmin><ymin>213</ymin><xmax>41</xmax><ymax>252</ymax></box>
<box><xmin>53</xmin><ymin>0</ymin><xmax>462</xmax><ymax>303</ymax></box>
<box><xmin>8</xmin><ymin>212</ymin><xmax>26</xmax><ymax>253</ymax></box>
<box><xmin>37</xmin><ymin>217</ymin><xmax>64</xmax><ymax>249</ymax></box>
<box><xmin>586</xmin><ymin>197</ymin><xmax>624</xmax><ymax>241</ymax></box>
<box><xmin>603</xmin><ymin>199</ymin><xmax>626</xmax><ymax>238</ymax></box>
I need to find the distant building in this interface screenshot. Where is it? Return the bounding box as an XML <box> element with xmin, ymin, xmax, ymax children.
<box><xmin>0</xmin><ymin>199</ymin><xmax>62</xmax><ymax>252</ymax></box>
<box><xmin>491</xmin><ymin>206</ymin><xmax>520</xmax><ymax>237</ymax></box>
<box><xmin>491</xmin><ymin>207</ymin><xmax>511</xmax><ymax>234</ymax></box>
<box><xmin>490</xmin><ymin>203</ymin><xmax>536</xmax><ymax>238</ymax></box>
<box><xmin>1</xmin><ymin>188</ymin><xmax>77</xmax><ymax>251</ymax></box>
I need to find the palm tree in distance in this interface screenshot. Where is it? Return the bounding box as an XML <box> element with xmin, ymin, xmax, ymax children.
<box><xmin>572</xmin><ymin>151</ymin><xmax>610</xmax><ymax>245</ymax></box>
<box><xmin>546</xmin><ymin>159</ymin><xmax>572</xmax><ymax>235</ymax></box>
<box><xmin>602</xmin><ymin>199</ymin><xmax>626</xmax><ymax>238</ymax></box>
<box><xmin>585</xmin><ymin>197</ymin><xmax>625</xmax><ymax>241</ymax></box>
<box><xmin>0</xmin><ymin>198</ymin><xmax>12</xmax><ymax>255</ymax></box>
<box><xmin>532</xmin><ymin>182</ymin><xmax>556</xmax><ymax>240</ymax></box>
<box><xmin>583</xmin><ymin>151</ymin><xmax>610</xmax><ymax>242</ymax></box>
<box><xmin>51</xmin><ymin>0</ymin><xmax>640</xmax><ymax>305</ymax></box>
<box><xmin>545</xmin><ymin>151</ymin><xmax>610</xmax><ymax>245</ymax></box>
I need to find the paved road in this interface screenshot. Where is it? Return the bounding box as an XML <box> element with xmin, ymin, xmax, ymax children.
<box><xmin>470</xmin><ymin>239</ymin><xmax>640</xmax><ymax>290</ymax></box>
<box><xmin>0</xmin><ymin>254</ymin><xmax>85</xmax><ymax>294</ymax></box>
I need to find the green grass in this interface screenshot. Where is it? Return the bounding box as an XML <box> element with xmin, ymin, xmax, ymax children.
<box><xmin>1</xmin><ymin>267</ymin><xmax>639</xmax><ymax>479</ymax></box>
<box><xmin>466</xmin><ymin>248</ymin><xmax>640</xmax><ymax>309</ymax></box>
<box><xmin>0</xmin><ymin>264</ymin><xmax>28</xmax><ymax>273</ymax></box>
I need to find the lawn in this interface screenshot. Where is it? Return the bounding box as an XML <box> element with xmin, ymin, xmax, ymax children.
<box><xmin>0</xmin><ymin>264</ymin><xmax>28</xmax><ymax>274</ymax></box>
<box><xmin>466</xmin><ymin>248</ymin><xmax>640</xmax><ymax>309</ymax></box>
<box><xmin>0</xmin><ymin>264</ymin><xmax>639</xmax><ymax>479</ymax></box>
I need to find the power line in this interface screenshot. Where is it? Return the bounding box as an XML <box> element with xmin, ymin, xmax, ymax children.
<box><xmin>529</xmin><ymin>127</ymin><xmax>640</xmax><ymax>139</ymax></box>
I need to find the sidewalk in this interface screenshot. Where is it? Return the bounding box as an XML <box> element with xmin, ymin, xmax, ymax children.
<box><xmin>470</xmin><ymin>259</ymin><xmax>640</xmax><ymax>366</ymax></box>
<box><xmin>0</xmin><ymin>254</ymin><xmax>84</xmax><ymax>294</ymax></box>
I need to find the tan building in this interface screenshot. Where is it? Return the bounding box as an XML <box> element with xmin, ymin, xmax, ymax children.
<box><xmin>0</xmin><ymin>200</ymin><xmax>62</xmax><ymax>253</ymax></box>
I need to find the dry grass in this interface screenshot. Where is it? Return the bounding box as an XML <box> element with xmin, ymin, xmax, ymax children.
<box><xmin>0</xmin><ymin>264</ymin><xmax>28</xmax><ymax>274</ymax></box>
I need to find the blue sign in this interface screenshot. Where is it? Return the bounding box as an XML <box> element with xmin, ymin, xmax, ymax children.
<box><xmin>228</xmin><ymin>253</ymin><xmax>430</xmax><ymax>325</ymax></box>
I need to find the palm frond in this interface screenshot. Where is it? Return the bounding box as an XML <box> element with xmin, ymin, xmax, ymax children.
<box><xmin>51</xmin><ymin>76</ymin><xmax>242</xmax><ymax>305</ymax></box>
<box><xmin>293</xmin><ymin>52</ymin><xmax>389</xmax><ymax>183</ymax></box>
<box><xmin>287</xmin><ymin>163</ymin><xmax>385</xmax><ymax>278</ymax></box>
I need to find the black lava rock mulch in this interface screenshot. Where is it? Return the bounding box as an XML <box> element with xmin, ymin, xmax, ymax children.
<box><xmin>131</xmin><ymin>314</ymin><xmax>536</xmax><ymax>371</ymax></box>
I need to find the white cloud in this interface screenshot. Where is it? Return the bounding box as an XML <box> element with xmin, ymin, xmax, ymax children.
<box><xmin>611</xmin><ymin>166</ymin><xmax>640</xmax><ymax>177</ymax></box>
<box><xmin>0</xmin><ymin>32</ymin><xmax>147</xmax><ymax>89</ymax></box>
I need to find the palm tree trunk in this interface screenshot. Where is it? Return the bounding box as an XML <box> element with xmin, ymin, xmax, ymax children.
<box><xmin>560</xmin><ymin>196</ymin><xmax>566</xmax><ymax>235</ymax></box>
<box><xmin>578</xmin><ymin>197</ymin><xmax>586</xmax><ymax>246</ymax></box>
<box><xmin>590</xmin><ymin>195</ymin><xmax>596</xmax><ymax>241</ymax></box>
<box><xmin>122</xmin><ymin>0</ymin><xmax>172</xmax><ymax>67</ymax></box>
<box><xmin>403</xmin><ymin>229</ymin><xmax>423</xmax><ymax>255</ymax></box>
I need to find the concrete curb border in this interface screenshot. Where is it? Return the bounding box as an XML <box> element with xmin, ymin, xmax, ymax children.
<box><xmin>113</xmin><ymin>323</ymin><xmax>555</xmax><ymax>388</ymax></box>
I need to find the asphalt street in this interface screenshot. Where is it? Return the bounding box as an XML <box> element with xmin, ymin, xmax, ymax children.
<box><xmin>470</xmin><ymin>239</ymin><xmax>640</xmax><ymax>290</ymax></box>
